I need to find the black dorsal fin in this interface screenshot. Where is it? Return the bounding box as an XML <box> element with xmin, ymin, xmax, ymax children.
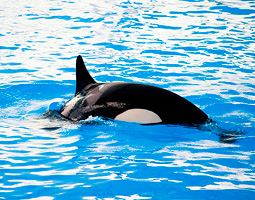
<box><xmin>75</xmin><ymin>55</ymin><xmax>96</xmax><ymax>95</ymax></box>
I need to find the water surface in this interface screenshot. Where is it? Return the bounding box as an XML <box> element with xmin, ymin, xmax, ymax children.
<box><xmin>0</xmin><ymin>0</ymin><xmax>255</xmax><ymax>199</ymax></box>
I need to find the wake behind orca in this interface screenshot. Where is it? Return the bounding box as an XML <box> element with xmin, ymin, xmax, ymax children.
<box><xmin>60</xmin><ymin>55</ymin><xmax>209</xmax><ymax>125</ymax></box>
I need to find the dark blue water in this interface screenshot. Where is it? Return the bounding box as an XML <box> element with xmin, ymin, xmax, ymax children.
<box><xmin>1</xmin><ymin>0</ymin><xmax>255</xmax><ymax>199</ymax></box>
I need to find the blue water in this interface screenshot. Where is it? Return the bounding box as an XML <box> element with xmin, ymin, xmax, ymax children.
<box><xmin>1</xmin><ymin>0</ymin><xmax>255</xmax><ymax>199</ymax></box>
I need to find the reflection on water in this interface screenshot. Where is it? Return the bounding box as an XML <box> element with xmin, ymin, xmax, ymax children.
<box><xmin>0</xmin><ymin>0</ymin><xmax>255</xmax><ymax>199</ymax></box>
<box><xmin>1</xmin><ymin>111</ymin><xmax>255</xmax><ymax>198</ymax></box>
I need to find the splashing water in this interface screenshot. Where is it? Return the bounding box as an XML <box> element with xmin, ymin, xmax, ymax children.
<box><xmin>0</xmin><ymin>0</ymin><xmax>255</xmax><ymax>199</ymax></box>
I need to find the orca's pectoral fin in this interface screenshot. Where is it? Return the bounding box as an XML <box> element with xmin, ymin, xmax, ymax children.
<box><xmin>75</xmin><ymin>55</ymin><xmax>96</xmax><ymax>95</ymax></box>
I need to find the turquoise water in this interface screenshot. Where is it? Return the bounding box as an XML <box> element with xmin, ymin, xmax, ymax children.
<box><xmin>1</xmin><ymin>0</ymin><xmax>255</xmax><ymax>199</ymax></box>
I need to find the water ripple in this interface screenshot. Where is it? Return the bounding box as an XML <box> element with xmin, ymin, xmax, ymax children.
<box><xmin>1</xmin><ymin>0</ymin><xmax>255</xmax><ymax>199</ymax></box>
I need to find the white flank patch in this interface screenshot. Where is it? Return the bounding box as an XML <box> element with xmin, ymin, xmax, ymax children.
<box><xmin>115</xmin><ymin>109</ymin><xmax>162</xmax><ymax>124</ymax></box>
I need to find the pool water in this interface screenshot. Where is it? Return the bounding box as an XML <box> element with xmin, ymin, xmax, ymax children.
<box><xmin>0</xmin><ymin>0</ymin><xmax>255</xmax><ymax>199</ymax></box>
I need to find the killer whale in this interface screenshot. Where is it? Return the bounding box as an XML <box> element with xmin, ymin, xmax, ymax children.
<box><xmin>60</xmin><ymin>55</ymin><xmax>209</xmax><ymax>125</ymax></box>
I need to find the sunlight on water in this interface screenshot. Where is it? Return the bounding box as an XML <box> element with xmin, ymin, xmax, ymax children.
<box><xmin>0</xmin><ymin>0</ymin><xmax>255</xmax><ymax>199</ymax></box>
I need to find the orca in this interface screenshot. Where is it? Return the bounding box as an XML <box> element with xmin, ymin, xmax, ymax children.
<box><xmin>60</xmin><ymin>55</ymin><xmax>209</xmax><ymax>125</ymax></box>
